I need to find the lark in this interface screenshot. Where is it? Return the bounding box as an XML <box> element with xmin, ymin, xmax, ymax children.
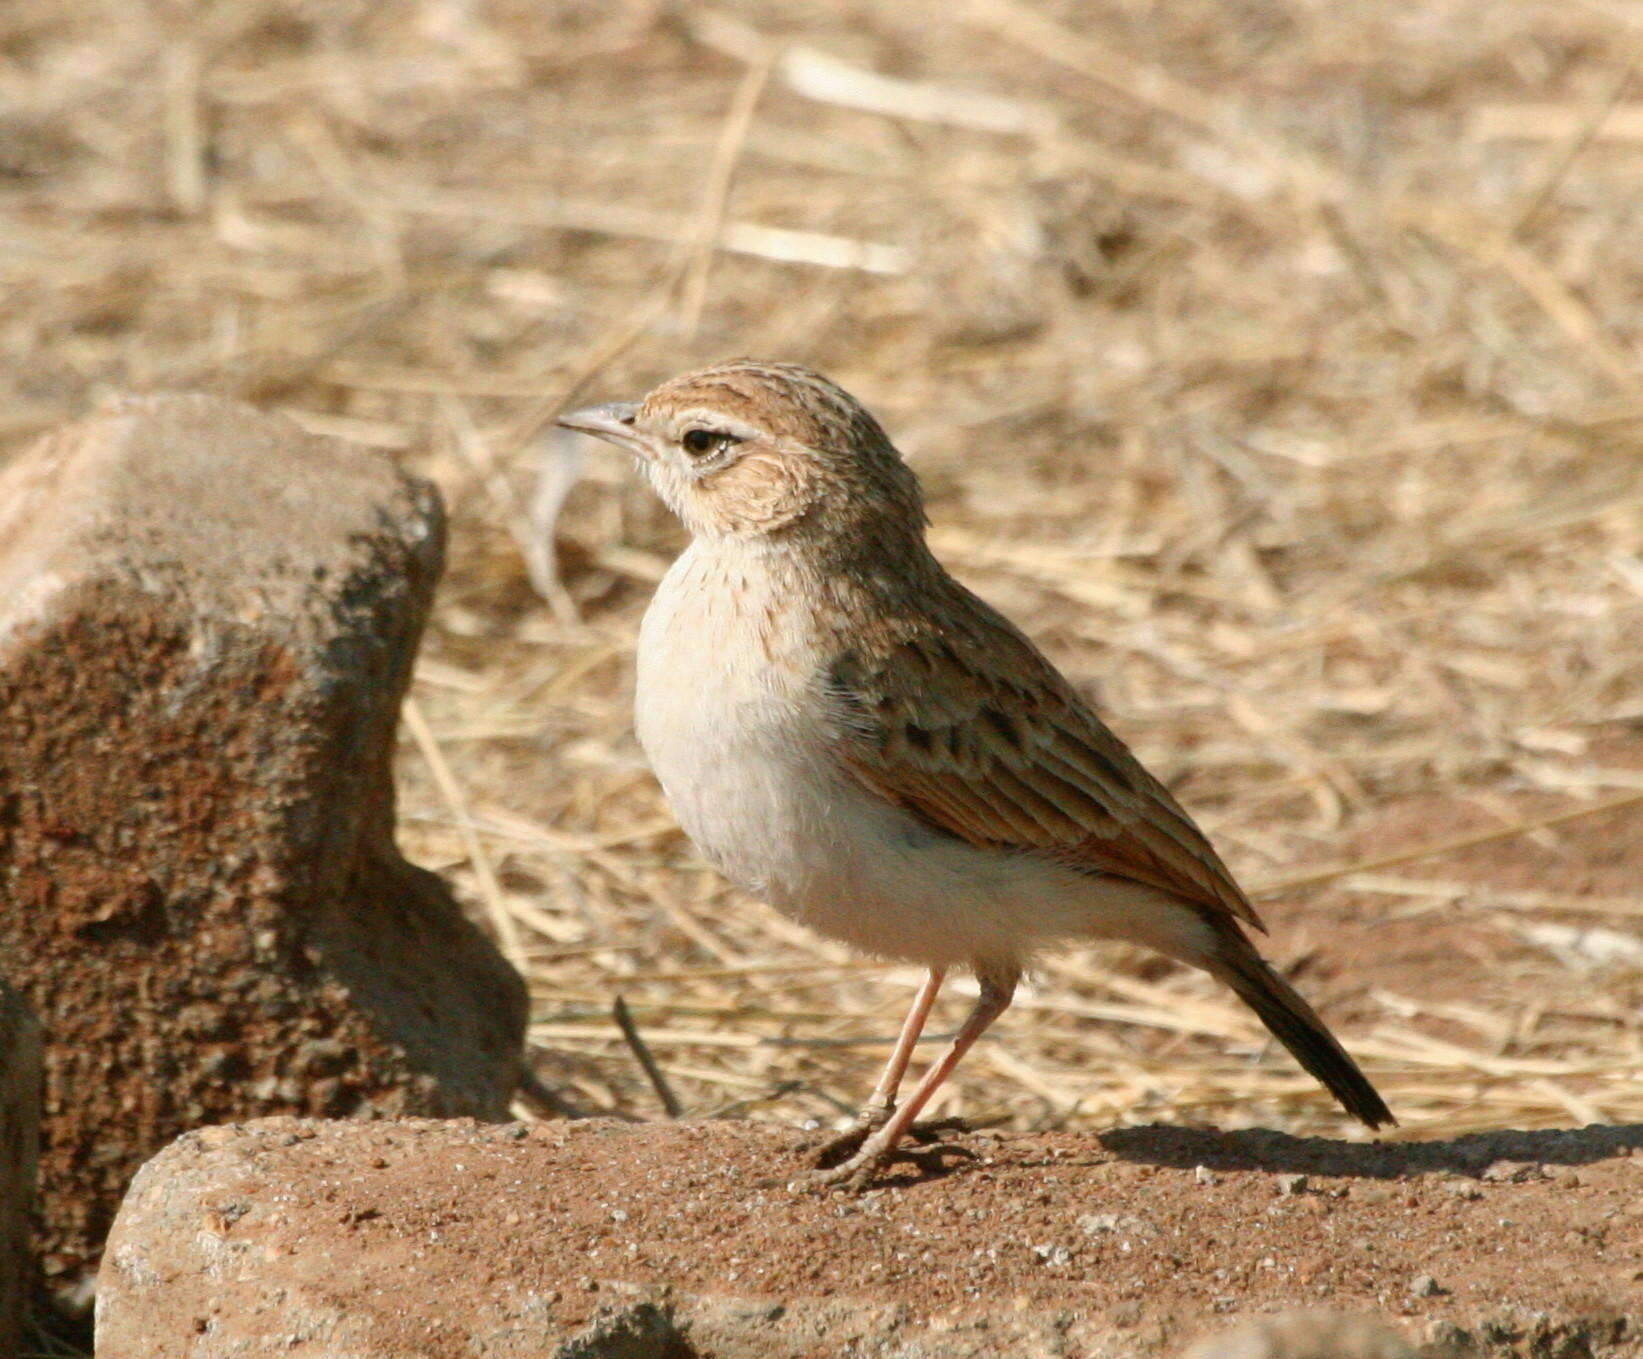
<box><xmin>558</xmin><ymin>360</ymin><xmax>1392</xmax><ymax>1188</ymax></box>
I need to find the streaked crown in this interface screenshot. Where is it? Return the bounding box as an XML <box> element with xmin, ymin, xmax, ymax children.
<box><xmin>558</xmin><ymin>360</ymin><xmax>925</xmax><ymax>544</ymax></box>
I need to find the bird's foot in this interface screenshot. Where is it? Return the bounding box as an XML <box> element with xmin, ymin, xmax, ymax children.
<box><xmin>803</xmin><ymin>1110</ymin><xmax>971</xmax><ymax>1170</ymax></box>
<box><xmin>800</xmin><ymin>1104</ymin><xmax>891</xmax><ymax>1167</ymax></box>
<box><xmin>794</xmin><ymin>1124</ymin><xmax>977</xmax><ymax>1191</ymax></box>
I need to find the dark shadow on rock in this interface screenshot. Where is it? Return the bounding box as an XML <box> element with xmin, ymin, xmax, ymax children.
<box><xmin>1099</xmin><ymin>1122</ymin><xmax>1643</xmax><ymax>1179</ymax></box>
<box><xmin>559</xmin><ymin>1300</ymin><xmax>700</xmax><ymax>1359</ymax></box>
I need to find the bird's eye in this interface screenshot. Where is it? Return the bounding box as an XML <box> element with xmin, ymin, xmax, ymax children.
<box><xmin>681</xmin><ymin>428</ymin><xmax>737</xmax><ymax>456</ymax></box>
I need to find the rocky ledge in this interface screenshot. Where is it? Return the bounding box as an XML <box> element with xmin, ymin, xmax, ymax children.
<box><xmin>97</xmin><ymin>1116</ymin><xmax>1641</xmax><ymax>1357</ymax></box>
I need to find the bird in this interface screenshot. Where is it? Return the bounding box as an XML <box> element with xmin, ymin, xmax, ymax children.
<box><xmin>557</xmin><ymin>359</ymin><xmax>1393</xmax><ymax>1188</ymax></box>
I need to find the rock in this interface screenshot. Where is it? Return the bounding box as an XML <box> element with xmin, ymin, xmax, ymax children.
<box><xmin>1480</xmin><ymin>1160</ymin><xmax>1545</xmax><ymax>1183</ymax></box>
<box><xmin>1078</xmin><ymin>1211</ymin><xmax>1152</xmax><ymax>1238</ymax></box>
<box><xmin>0</xmin><ymin>981</ymin><xmax>41</xmax><ymax>1358</ymax></box>
<box><xmin>1180</xmin><ymin>1311</ymin><xmax>1416</xmax><ymax>1359</ymax></box>
<box><xmin>0</xmin><ymin>395</ymin><xmax>526</xmax><ymax>1291</ymax></box>
<box><xmin>97</xmin><ymin>1118</ymin><xmax>1643</xmax><ymax>1359</ymax></box>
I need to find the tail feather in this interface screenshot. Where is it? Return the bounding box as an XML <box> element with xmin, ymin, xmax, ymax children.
<box><xmin>1205</xmin><ymin>932</ymin><xmax>1394</xmax><ymax>1130</ymax></box>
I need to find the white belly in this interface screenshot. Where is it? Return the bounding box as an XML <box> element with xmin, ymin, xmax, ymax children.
<box><xmin>634</xmin><ymin>545</ymin><xmax>1210</xmax><ymax>970</ymax></box>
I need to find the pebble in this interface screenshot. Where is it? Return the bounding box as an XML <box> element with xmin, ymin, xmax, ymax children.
<box><xmin>1276</xmin><ymin>1173</ymin><xmax>1309</xmax><ymax>1196</ymax></box>
<box><xmin>1078</xmin><ymin>1212</ymin><xmax>1152</xmax><ymax>1239</ymax></box>
<box><xmin>1482</xmin><ymin>1159</ymin><xmax>1545</xmax><ymax>1183</ymax></box>
<box><xmin>1410</xmin><ymin>1274</ymin><xmax>1445</xmax><ymax>1297</ymax></box>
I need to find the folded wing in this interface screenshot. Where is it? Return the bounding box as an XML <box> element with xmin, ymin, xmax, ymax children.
<box><xmin>822</xmin><ymin>577</ymin><xmax>1262</xmax><ymax>932</ymax></box>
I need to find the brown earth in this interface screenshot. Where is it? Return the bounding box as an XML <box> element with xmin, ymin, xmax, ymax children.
<box><xmin>98</xmin><ymin>1116</ymin><xmax>1642</xmax><ymax>1358</ymax></box>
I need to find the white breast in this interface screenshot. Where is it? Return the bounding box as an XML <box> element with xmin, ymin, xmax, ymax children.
<box><xmin>633</xmin><ymin>543</ymin><xmax>1210</xmax><ymax>971</ymax></box>
<box><xmin>635</xmin><ymin>542</ymin><xmax>827</xmax><ymax>899</ymax></box>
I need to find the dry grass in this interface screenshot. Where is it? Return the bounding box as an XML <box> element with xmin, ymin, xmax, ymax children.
<box><xmin>5</xmin><ymin>0</ymin><xmax>1643</xmax><ymax>1180</ymax></box>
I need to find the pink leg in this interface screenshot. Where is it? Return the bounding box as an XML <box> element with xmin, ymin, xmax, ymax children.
<box><xmin>863</xmin><ymin>967</ymin><xmax>946</xmax><ymax>1119</ymax></box>
<box><xmin>809</xmin><ymin>967</ymin><xmax>945</xmax><ymax>1167</ymax></box>
<box><xmin>814</xmin><ymin>968</ymin><xmax>1018</xmax><ymax>1189</ymax></box>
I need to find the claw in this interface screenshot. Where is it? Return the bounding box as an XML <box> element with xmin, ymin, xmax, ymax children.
<box><xmin>792</xmin><ymin>1130</ymin><xmax>977</xmax><ymax>1192</ymax></box>
<box><xmin>792</xmin><ymin>1146</ymin><xmax>890</xmax><ymax>1192</ymax></box>
<box><xmin>804</xmin><ymin>1112</ymin><xmax>973</xmax><ymax>1170</ymax></box>
<box><xmin>802</xmin><ymin>1106</ymin><xmax>892</xmax><ymax>1168</ymax></box>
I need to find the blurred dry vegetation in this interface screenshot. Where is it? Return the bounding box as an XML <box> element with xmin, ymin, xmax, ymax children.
<box><xmin>4</xmin><ymin>0</ymin><xmax>1642</xmax><ymax>1155</ymax></box>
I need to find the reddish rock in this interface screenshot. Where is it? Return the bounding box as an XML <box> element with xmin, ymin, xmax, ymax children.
<box><xmin>0</xmin><ymin>981</ymin><xmax>41</xmax><ymax>1358</ymax></box>
<box><xmin>96</xmin><ymin>1117</ymin><xmax>1642</xmax><ymax>1359</ymax></box>
<box><xmin>0</xmin><ymin>395</ymin><xmax>526</xmax><ymax>1292</ymax></box>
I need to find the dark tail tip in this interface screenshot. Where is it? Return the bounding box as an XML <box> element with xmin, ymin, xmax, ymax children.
<box><xmin>1209</xmin><ymin>936</ymin><xmax>1395</xmax><ymax>1131</ymax></box>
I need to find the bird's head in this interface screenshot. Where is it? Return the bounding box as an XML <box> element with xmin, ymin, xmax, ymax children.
<box><xmin>556</xmin><ymin>360</ymin><xmax>925</xmax><ymax>545</ymax></box>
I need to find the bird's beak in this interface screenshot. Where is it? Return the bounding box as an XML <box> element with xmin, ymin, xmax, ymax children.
<box><xmin>555</xmin><ymin>402</ymin><xmax>645</xmax><ymax>454</ymax></box>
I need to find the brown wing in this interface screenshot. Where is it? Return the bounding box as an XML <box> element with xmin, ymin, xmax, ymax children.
<box><xmin>822</xmin><ymin>580</ymin><xmax>1263</xmax><ymax>932</ymax></box>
